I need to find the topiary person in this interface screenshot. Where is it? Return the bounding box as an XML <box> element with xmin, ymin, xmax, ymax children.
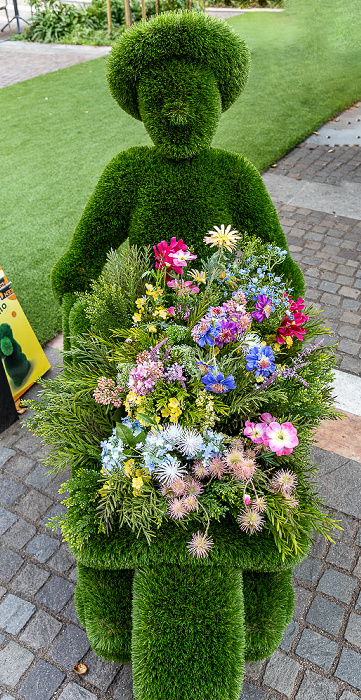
<box><xmin>51</xmin><ymin>10</ymin><xmax>304</xmax><ymax>350</ymax></box>
<box><xmin>0</xmin><ymin>323</ymin><xmax>31</xmax><ymax>387</ymax></box>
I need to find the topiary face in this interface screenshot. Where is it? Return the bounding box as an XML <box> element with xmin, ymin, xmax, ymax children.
<box><xmin>137</xmin><ymin>60</ymin><xmax>222</xmax><ymax>159</ymax></box>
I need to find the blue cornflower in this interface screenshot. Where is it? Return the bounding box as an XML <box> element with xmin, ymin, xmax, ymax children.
<box><xmin>246</xmin><ymin>346</ymin><xmax>275</xmax><ymax>378</ymax></box>
<box><xmin>201</xmin><ymin>371</ymin><xmax>236</xmax><ymax>393</ymax></box>
<box><xmin>191</xmin><ymin>320</ymin><xmax>221</xmax><ymax>348</ymax></box>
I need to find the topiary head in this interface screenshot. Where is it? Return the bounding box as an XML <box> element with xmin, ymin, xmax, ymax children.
<box><xmin>107</xmin><ymin>11</ymin><xmax>250</xmax><ymax>159</ymax></box>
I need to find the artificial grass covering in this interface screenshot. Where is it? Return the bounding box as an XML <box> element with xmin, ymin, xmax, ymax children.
<box><xmin>2</xmin><ymin>0</ymin><xmax>361</xmax><ymax>345</ymax></box>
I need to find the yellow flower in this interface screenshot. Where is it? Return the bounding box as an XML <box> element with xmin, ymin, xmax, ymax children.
<box><xmin>145</xmin><ymin>284</ymin><xmax>154</xmax><ymax>294</ymax></box>
<box><xmin>146</xmin><ymin>284</ymin><xmax>163</xmax><ymax>300</ymax></box>
<box><xmin>285</xmin><ymin>336</ymin><xmax>293</xmax><ymax>347</ymax></box>
<box><xmin>132</xmin><ymin>312</ymin><xmax>142</xmax><ymax>323</ymax></box>
<box><xmin>135</xmin><ymin>298</ymin><xmax>146</xmax><ymax>308</ymax></box>
<box><xmin>189</xmin><ymin>269</ymin><xmax>206</xmax><ymax>285</ymax></box>
<box><xmin>153</xmin><ymin>307</ymin><xmax>168</xmax><ymax>320</ymax></box>
<box><xmin>203</xmin><ymin>224</ymin><xmax>241</xmax><ymax>252</ymax></box>
<box><xmin>274</xmin><ymin>343</ymin><xmax>281</xmax><ymax>352</ymax></box>
<box><xmin>148</xmin><ymin>325</ymin><xmax>157</xmax><ymax>333</ymax></box>
<box><xmin>255</xmin><ymin>376</ymin><xmax>265</xmax><ymax>383</ymax></box>
<box><xmin>125</xmin><ymin>392</ymin><xmax>143</xmax><ymax>416</ymax></box>
<box><xmin>214</xmin><ymin>346</ymin><xmax>220</xmax><ymax>356</ymax></box>
<box><xmin>161</xmin><ymin>406</ymin><xmax>170</xmax><ymax>418</ymax></box>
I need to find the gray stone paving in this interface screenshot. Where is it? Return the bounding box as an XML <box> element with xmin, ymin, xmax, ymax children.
<box><xmin>1</xmin><ymin>394</ymin><xmax>361</xmax><ymax>699</ymax></box>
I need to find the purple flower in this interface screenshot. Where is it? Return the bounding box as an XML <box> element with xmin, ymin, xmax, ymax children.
<box><xmin>201</xmin><ymin>371</ymin><xmax>236</xmax><ymax>393</ymax></box>
<box><xmin>215</xmin><ymin>319</ymin><xmax>238</xmax><ymax>348</ymax></box>
<box><xmin>191</xmin><ymin>319</ymin><xmax>220</xmax><ymax>348</ymax></box>
<box><xmin>197</xmin><ymin>361</ymin><xmax>215</xmax><ymax>377</ymax></box>
<box><xmin>246</xmin><ymin>346</ymin><xmax>275</xmax><ymax>378</ymax></box>
<box><xmin>163</xmin><ymin>363</ymin><xmax>187</xmax><ymax>389</ymax></box>
<box><xmin>252</xmin><ymin>295</ymin><xmax>274</xmax><ymax>323</ymax></box>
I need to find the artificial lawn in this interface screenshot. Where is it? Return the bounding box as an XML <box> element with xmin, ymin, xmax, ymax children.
<box><xmin>1</xmin><ymin>0</ymin><xmax>361</xmax><ymax>344</ymax></box>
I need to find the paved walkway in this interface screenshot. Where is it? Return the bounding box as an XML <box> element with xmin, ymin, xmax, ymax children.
<box><xmin>1</xmin><ymin>350</ymin><xmax>361</xmax><ymax>700</ymax></box>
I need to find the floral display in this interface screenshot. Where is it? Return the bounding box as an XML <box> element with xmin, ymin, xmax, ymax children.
<box><xmin>30</xmin><ymin>227</ymin><xmax>339</xmax><ymax>563</ymax></box>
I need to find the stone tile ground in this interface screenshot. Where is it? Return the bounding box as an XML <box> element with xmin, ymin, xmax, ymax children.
<box><xmin>1</xmin><ymin>416</ymin><xmax>361</xmax><ymax>699</ymax></box>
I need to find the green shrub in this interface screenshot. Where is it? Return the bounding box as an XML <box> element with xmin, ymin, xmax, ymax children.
<box><xmin>24</xmin><ymin>0</ymin><xmax>85</xmax><ymax>42</ymax></box>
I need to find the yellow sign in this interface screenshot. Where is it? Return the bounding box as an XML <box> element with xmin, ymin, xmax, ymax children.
<box><xmin>0</xmin><ymin>267</ymin><xmax>50</xmax><ymax>401</ymax></box>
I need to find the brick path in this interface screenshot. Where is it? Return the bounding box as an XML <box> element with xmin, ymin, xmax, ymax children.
<box><xmin>1</xmin><ymin>352</ymin><xmax>361</xmax><ymax>700</ymax></box>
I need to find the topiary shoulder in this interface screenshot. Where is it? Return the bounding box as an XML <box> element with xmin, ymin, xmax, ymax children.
<box><xmin>51</xmin><ymin>11</ymin><xmax>304</xmax><ymax>346</ymax></box>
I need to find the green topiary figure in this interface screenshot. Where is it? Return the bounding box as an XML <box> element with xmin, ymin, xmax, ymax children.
<box><xmin>51</xmin><ymin>10</ymin><xmax>304</xmax><ymax>350</ymax></box>
<box><xmin>0</xmin><ymin>323</ymin><xmax>31</xmax><ymax>388</ymax></box>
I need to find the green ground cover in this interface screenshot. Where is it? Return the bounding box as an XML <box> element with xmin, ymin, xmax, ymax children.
<box><xmin>1</xmin><ymin>0</ymin><xmax>360</xmax><ymax>344</ymax></box>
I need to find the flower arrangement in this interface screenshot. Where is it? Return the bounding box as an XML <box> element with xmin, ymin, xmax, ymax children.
<box><xmin>29</xmin><ymin>227</ymin><xmax>340</xmax><ymax>561</ymax></box>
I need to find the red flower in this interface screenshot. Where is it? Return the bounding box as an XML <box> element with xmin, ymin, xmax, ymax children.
<box><xmin>276</xmin><ymin>297</ymin><xmax>309</xmax><ymax>344</ymax></box>
<box><xmin>153</xmin><ymin>238</ymin><xmax>188</xmax><ymax>275</ymax></box>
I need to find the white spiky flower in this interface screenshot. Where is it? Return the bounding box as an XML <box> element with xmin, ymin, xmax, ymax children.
<box><xmin>155</xmin><ymin>456</ymin><xmax>187</xmax><ymax>485</ymax></box>
<box><xmin>203</xmin><ymin>224</ymin><xmax>241</xmax><ymax>252</ymax></box>
<box><xmin>161</xmin><ymin>424</ymin><xmax>184</xmax><ymax>445</ymax></box>
<box><xmin>177</xmin><ymin>428</ymin><xmax>204</xmax><ymax>457</ymax></box>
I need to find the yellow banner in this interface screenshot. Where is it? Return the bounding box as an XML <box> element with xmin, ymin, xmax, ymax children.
<box><xmin>0</xmin><ymin>267</ymin><xmax>50</xmax><ymax>402</ymax></box>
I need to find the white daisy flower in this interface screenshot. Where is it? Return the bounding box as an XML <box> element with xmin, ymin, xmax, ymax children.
<box><xmin>155</xmin><ymin>456</ymin><xmax>187</xmax><ymax>485</ymax></box>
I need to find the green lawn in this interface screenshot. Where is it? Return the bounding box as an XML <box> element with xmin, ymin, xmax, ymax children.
<box><xmin>1</xmin><ymin>0</ymin><xmax>360</xmax><ymax>344</ymax></box>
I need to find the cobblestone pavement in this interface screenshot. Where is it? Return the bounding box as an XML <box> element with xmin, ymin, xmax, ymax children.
<box><xmin>274</xmin><ymin>202</ymin><xmax>361</xmax><ymax>376</ymax></box>
<box><xmin>1</xmin><ymin>353</ymin><xmax>361</xmax><ymax>699</ymax></box>
<box><xmin>0</xmin><ymin>42</ymin><xmax>111</xmax><ymax>89</ymax></box>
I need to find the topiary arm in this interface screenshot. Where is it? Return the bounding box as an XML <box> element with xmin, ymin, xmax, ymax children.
<box><xmin>233</xmin><ymin>159</ymin><xmax>305</xmax><ymax>298</ymax></box>
<box><xmin>51</xmin><ymin>152</ymin><xmax>136</xmax><ymax>303</ymax></box>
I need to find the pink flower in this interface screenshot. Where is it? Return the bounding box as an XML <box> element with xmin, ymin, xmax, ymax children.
<box><xmin>271</xmin><ymin>469</ymin><xmax>298</xmax><ymax>495</ymax></box>
<box><xmin>168</xmin><ymin>499</ymin><xmax>186</xmax><ymax>520</ymax></box>
<box><xmin>243</xmin><ymin>420</ymin><xmax>265</xmax><ymax>444</ymax></box>
<box><xmin>259</xmin><ymin>413</ymin><xmax>276</xmax><ymax>425</ymax></box>
<box><xmin>93</xmin><ymin>377</ymin><xmax>123</xmax><ymax>408</ymax></box>
<box><xmin>264</xmin><ymin>422</ymin><xmax>299</xmax><ymax>456</ymax></box>
<box><xmin>153</xmin><ymin>237</ymin><xmax>188</xmax><ymax>275</ymax></box>
<box><xmin>237</xmin><ymin>509</ymin><xmax>265</xmax><ymax>534</ymax></box>
<box><xmin>243</xmin><ymin>494</ymin><xmax>251</xmax><ymax>506</ymax></box>
<box><xmin>169</xmin><ymin>250</ymin><xmax>197</xmax><ymax>267</ymax></box>
<box><xmin>186</xmin><ymin>531</ymin><xmax>214</xmax><ymax>559</ymax></box>
<box><xmin>167</xmin><ymin>279</ymin><xmax>199</xmax><ymax>295</ymax></box>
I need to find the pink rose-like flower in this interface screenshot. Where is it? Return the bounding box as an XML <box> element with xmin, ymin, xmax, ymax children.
<box><xmin>264</xmin><ymin>421</ymin><xmax>299</xmax><ymax>456</ymax></box>
<box><xmin>169</xmin><ymin>250</ymin><xmax>197</xmax><ymax>267</ymax></box>
<box><xmin>243</xmin><ymin>420</ymin><xmax>265</xmax><ymax>444</ymax></box>
<box><xmin>153</xmin><ymin>238</ymin><xmax>188</xmax><ymax>275</ymax></box>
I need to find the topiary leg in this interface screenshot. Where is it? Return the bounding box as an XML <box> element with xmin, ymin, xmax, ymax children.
<box><xmin>75</xmin><ymin>563</ymin><xmax>133</xmax><ymax>663</ymax></box>
<box><xmin>132</xmin><ymin>564</ymin><xmax>245</xmax><ymax>700</ymax></box>
<box><xmin>243</xmin><ymin>568</ymin><xmax>294</xmax><ymax>662</ymax></box>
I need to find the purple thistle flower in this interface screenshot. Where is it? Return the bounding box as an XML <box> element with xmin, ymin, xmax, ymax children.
<box><xmin>252</xmin><ymin>295</ymin><xmax>274</xmax><ymax>323</ymax></box>
<box><xmin>201</xmin><ymin>371</ymin><xmax>236</xmax><ymax>393</ymax></box>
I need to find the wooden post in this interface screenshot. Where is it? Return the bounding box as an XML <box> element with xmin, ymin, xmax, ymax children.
<box><xmin>187</xmin><ymin>0</ymin><xmax>191</xmax><ymax>8</ymax></box>
<box><xmin>106</xmin><ymin>0</ymin><xmax>112</xmax><ymax>32</ymax></box>
<box><xmin>155</xmin><ymin>0</ymin><xmax>159</xmax><ymax>14</ymax></box>
<box><xmin>141</xmin><ymin>0</ymin><xmax>146</xmax><ymax>20</ymax></box>
<box><xmin>124</xmin><ymin>0</ymin><xmax>131</xmax><ymax>27</ymax></box>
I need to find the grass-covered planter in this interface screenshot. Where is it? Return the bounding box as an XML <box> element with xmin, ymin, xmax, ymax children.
<box><xmin>30</xmin><ymin>230</ymin><xmax>338</xmax><ymax>699</ymax></box>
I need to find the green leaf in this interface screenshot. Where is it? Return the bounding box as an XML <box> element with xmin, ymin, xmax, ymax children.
<box><xmin>136</xmin><ymin>412</ymin><xmax>158</xmax><ymax>427</ymax></box>
<box><xmin>115</xmin><ymin>423</ymin><xmax>134</xmax><ymax>444</ymax></box>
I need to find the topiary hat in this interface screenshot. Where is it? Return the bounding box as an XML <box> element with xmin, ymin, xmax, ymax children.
<box><xmin>107</xmin><ymin>11</ymin><xmax>251</xmax><ymax>121</ymax></box>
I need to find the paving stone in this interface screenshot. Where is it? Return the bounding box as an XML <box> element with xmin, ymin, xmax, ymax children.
<box><xmin>25</xmin><ymin>463</ymin><xmax>55</xmax><ymax>490</ymax></box>
<box><xmin>49</xmin><ymin>623</ymin><xmax>90</xmax><ymax>668</ymax></box>
<box><xmin>244</xmin><ymin>662</ymin><xmax>264</xmax><ymax>680</ymax></box>
<box><xmin>4</xmin><ymin>454</ymin><xmax>35</xmax><ymax>479</ymax></box>
<box><xmin>306</xmin><ymin>595</ymin><xmax>345</xmax><ymax>636</ymax></box>
<box><xmin>13</xmin><ymin>433</ymin><xmax>43</xmax><ymax>454</ymax></box>
<box><xmin>293</xmin><ymin>585</ymin><xmax>312</xmax><ymax>619</ymax></box>
<box><xmin>309</xmin><ymin>531</ymin><xmax>327</xmax><ymax>559</ymax></box>
<box><xmin>335</xmin><ymin>647</ymin><xmax>361</xmax><ymax>690</ymax></box>
<box><xmin>334</xmin><ymin>514</ymin><xmax>357</xmax><ymax>544</ymax></box>
<box><xmin>26</xmin><ymin>534</ymin><xmax>60</xmax><ymax>563</ymax></box>
<box><xmin>295</xmin><ymin>628</ymin><xmax>338</xmax><ymax>670</ymax></box>
<box><xmin>317</xmin><ymin>459</ymin><xmax>361</xmax><ymax>518</ymax></box>
<box><xmin>37</xmin><ymin>575</ymin><xmax>74</xmax><ymax>612</ymax></box>
<box><xmin>295</xmin><ymin>669</ymin><xmax>338</xmax><ymax>700</ymax></box>
<box><xmin>64</xmin><ymin>598</ymin><xmax>80</xmax><ymax>625</ymax></box>
<box><xmin>57</xmin><ymin>684</ymin><xmax>97</xmax><ymax>700</ymax></box>
<box><xmin>353</xmin><ymin>556</ymin><xmax>361</xmax><ymax>578</ymax></box>
<box><xmin>2</xmin><ymin>517</ymin><xmax>36</xmax><ymax>549</ymax></box>
<box><xmin>0</xmin><ymin>585</ymin><xmax>6</xmax><ymax>599</ymax></box>
<box><xmin>317</xmin><ymin>569</ymin><xmax>357</xmax><ymax>603</ymax></box>
<box><xmin>263</xmin><ymin>651</ymin><xmax>300</xmax><ymax>696</ymax></box>
<box><xmin>239</xmin><ymin>682</ymin><xmax>265</xmax><ymax>699</ymax></box>
<box><xmin>69</xmin><ymin>566</ymin><xmax>78</xmax><ymax>583</ymax></box>
<box><xmin>326</xmin><ymin>542</ymin><xmax>356</xmax><ymax>570</ymax></box>
<box><xmin>0</xmin><ymin>547</ymin><xmax>23</xmax><ymax>581</ymax></box>
<box><xmin>0</xmin><ymin>594</ymin><xmax>35</xmax><ymax>634</ymax></box>
<box><xmin>19</xmin><ymin>659</ymin><xmax>65</xmax><ymax>700</ymax></box>
<box><xmin>0</xmin><ymin>641</ymin><xmax>34</xmax><ymax>687</ymax></box>
<box><xmin>49</xmin><ymin>544</ymin><xmax>75</xmax><ymax>573</ymax></box>
<box><xmin>345</xmin><ymin>612</ymin><xmax>361</xmax><ymax>648</ymax></box>
<box><xmin>340</xmin><ymin>691</ymin><xmax>361</xmax><ymax>700</ymax></box>
<box><xmin>14</xmin><ymin>489</ymin><xmax>53</xmax><ymax>521</ymax></box>
<box><xmin>293</xmin><ymin>558</ymin><xmax>322</xmax><ymax>586</ymax></box>
<box><xmin>0</xmin><ymin>447</ymin><xmax>16</xmax><ymax>467</ymax></box>
<box><xmin>0</xmin><ymin>632</ymin><xmax>5</xmax><ymax>645</ymax></box>
<box><xmin>0</xmin><ymin>477</ymin><xmax>27</xmax><ymax>506</ymax></box>
<box><xmin>20</xmin><ymin>609</ymin><xmax>62</xmax><ymax>649</ymax></box>
<box><xmin>82</xmin><ymin>649</ymin><xmax>119</xmax><ymax>690</ymax></box>
<box><xmin>13</xmin><ymin>563</ymin><xmax>50</xmax><ymax>596</ymax></box>
<box><xmin>356</xmin><ymin>591</ymin><xmax>361</xmax><ymax>611</ymax></box>
<box><xmin>111</xmin><ymin>665</ymin><xmax>134</xmax><ymax>700</ymax></box>
<box><xmin>1</xmin><ymin>695</ymin><xmax>16</xmax><ymax>700</ymax></box>
<box><xmin>0</xmin><ymin>507</ymin><xmax>17</xmax><ymax>535</ymax></box>
<box><xmin>44</xmin><ymin>470</ymin><xmax>69</xmax><ymax>501</ymax></box>
<box><xmin>279</xmin><ymin>620</ymin><xmax>298</xmax><ymax>651</ymax></box>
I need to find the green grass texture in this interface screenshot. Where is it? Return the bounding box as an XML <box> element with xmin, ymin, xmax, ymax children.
<box><xmin>1</xmin><ymin>0</ymin><xmax>360</xmax><ymax>345</ymax></box>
